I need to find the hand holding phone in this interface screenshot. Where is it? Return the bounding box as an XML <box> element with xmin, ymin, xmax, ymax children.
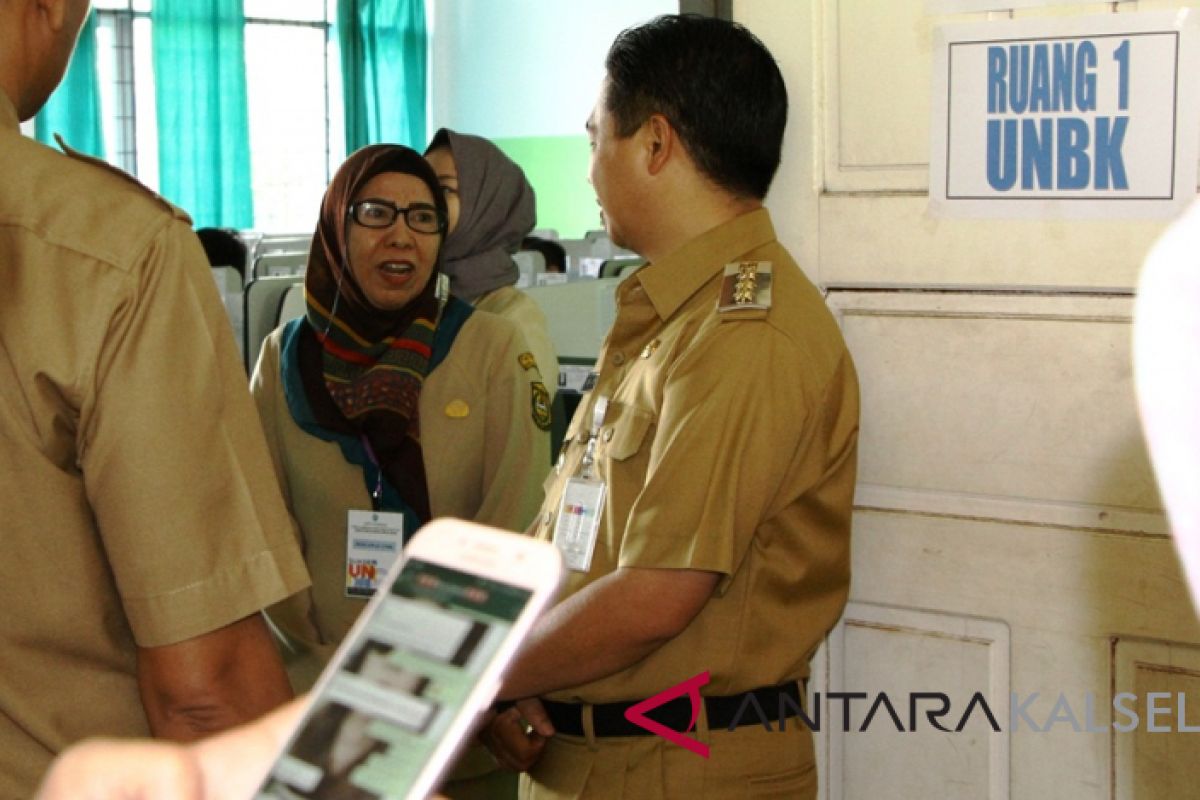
<box><xmin>252</xmin><ymin>519</ymin><xmax>562</xmax><ymax>800</ymax></box>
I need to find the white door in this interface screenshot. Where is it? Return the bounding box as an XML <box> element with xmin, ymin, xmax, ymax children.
<box><xmin>736</xmin><ymin>2</ymin><xmax>1200</xmax><ymax>797</ymax></box>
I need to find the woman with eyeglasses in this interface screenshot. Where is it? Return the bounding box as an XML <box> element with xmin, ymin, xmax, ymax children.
<box><xmin>248</xmin><ymin>147</ymin><xmax>549</xmax><ymax>749</ymax></box>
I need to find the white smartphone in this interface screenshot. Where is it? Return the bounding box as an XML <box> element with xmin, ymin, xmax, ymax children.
<box><xmin>252</xmin><ymin>519</ymin><xmax>563</xmax><ymax>800</ymax></box>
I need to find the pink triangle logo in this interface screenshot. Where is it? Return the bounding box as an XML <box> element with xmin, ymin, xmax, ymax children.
<box><xmin>623</xmin><ymin>671</ymin><xmax>711</xmax><ymax>758</ymax></box>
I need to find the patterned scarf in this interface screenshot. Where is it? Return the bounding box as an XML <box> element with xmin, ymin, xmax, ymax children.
<box><xmin>299</xmin><ymin>144</ymin><xmax>449</xmax><ymax>523</ymax></box>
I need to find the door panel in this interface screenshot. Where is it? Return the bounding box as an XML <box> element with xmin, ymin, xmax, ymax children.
<box><xmin>839</xmin><ymin>291</ymin><xmax>1157</xmax><ymax>509</ymax></box>
<box><xmin>735</xmin><ymin>2</ymin><xmax>1200</xmax><ymax>797</ymax></box>
<box><xmin>819</xmin><ymin>194</ymin><xmax>1171</xmax><ymax>288</ymax></box>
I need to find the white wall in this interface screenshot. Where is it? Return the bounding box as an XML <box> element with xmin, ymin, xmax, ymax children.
<box><xmin>428</xmin><ymin>0</ymin><xmax>674</xmax><ymax>139</ymax></box>
<box><xmin>735</xmin><ymin>1</ymin><xmax>820</xmax><ymax>276</ymax></box>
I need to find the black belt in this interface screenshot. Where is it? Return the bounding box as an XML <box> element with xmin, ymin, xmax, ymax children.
<box><xmin>541</xmin><ymin>680</ymin><xmax>804</xmax><ymax>738</ymax></box>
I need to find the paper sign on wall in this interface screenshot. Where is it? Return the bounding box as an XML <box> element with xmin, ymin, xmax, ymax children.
<box><xmin>928</xmin><ymin>0</ymin><xmax>1133</xmax><ymax>13</ymax></box>
<box><xmin>929</xmin><ymin>11</ymin><xmax>1200</xmax><ymax>219</ymax></box>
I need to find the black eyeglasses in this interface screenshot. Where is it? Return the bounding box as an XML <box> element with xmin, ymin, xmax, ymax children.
<box><xmin>348</xmin><ymin>199</ymin><xmax>445</xmax><ymax>234</ymax></box>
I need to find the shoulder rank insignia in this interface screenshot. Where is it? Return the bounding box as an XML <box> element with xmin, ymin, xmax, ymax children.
<box><xmin>531</xmin><ymin>381</ymin><xmax>552</xmax><ymax>431</ymax></box>
<box><xmin>717</xmin><ymin>260</ymin><xmax>773</xmax><ymax>313</ymax></box>
<box><xmin>518</xmin><ymin>351</ymin><xmax>538</xmax><ymax>371</ymax></box>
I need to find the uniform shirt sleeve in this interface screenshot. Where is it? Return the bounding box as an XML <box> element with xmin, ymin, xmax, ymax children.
<box><xmin>79</xmin><ymin>218</ymin><xmax>310</xmax><ymax>648</ymax></box>
<box><xmin>473</xmin><ymin>321</ymin><xmax>551</xmax><ymax>533</ymax></box>
<box><xmin>249</xmin><ymin>330</ymin><xmax>298</xmax><ymax>526</ymax></box>
<box><xmin>249</xmin><ymin>328</ymin><xmax>328</xmax><ymax>665</ymax></box>
<box><xmin>476</xmin><ymin>288</ymin><xmax>559</xmax><ymax>393</ymax></box>
<box><xmin>616</xmin><ymin>320</ymin><xmax>811</xmax><ymax>582</ymax></box>
<box><xmin>510</xmin><ymin>301</ymin><xmax>559</xmax><ymax>396</ymax></box>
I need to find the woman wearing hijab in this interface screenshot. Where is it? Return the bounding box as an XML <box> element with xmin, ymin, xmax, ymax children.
<box><xmin>250</xmin><ymin>142</ymin><xmax>549</xmax><ymax>681</ymax></box>
<box><xmin>424</xmin><ymin>129</ymin><xmax>558</xmax><ymax>386</ymax></box>
<box><xmin>251</xmin><ymin>145</ymin><xmax>547</xmax><ymax>797</ymax></box>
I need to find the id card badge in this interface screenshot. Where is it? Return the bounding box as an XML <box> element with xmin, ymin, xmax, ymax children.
<box><xmin>345</xmin><ymin>510</ymin><xmax>405</xmax><ymax>598</ymax></box>
<box><xmin>552</xmin><ymin>477</ymin><xmax>606</xmax><ymax>573</ymax></box>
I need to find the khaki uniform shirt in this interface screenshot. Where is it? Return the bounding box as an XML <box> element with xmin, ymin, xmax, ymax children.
<box><xmin>251</xmin><ymin>310</ymin><xmax>550</xmax><ymax>686</ymax></box>
<box><xmin>476</xmin><ymin>285</ymin><xmax>559</xmax><ymax>392</ymax></box>
<box><xmin>0</xmin><ymin>95</ymin><xmax>310</xmax><ymax>798</ymax></box>
<box><xmin>524</xmin><ymin>208</ymin><xmax>858</xmax><ymax>799</ymax></box>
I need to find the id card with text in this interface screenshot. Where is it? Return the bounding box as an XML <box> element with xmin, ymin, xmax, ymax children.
<box><xmin>346</xmin><ymin>510</ymin><xmax>404</xmax><ymax>598</ymax></box>
<box><xmin>552</xmin><ymin>478</ymin><xmax>606</xmax><ymax>573</ymax></box>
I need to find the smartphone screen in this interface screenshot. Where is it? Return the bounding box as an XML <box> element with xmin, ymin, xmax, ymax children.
<box><xmin>254</xmin><ymin>556</ymin><xmax>532</xmax><ymax>799</ymax></box>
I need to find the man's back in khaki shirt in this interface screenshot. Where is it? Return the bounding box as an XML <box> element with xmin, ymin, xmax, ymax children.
<box><xmin>0</xmin><ymin>45</ymin><xmax>308</xmax><ymax>798</ymax></box>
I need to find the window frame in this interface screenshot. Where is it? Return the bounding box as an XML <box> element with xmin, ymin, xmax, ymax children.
<box><xmin>91</xmin><ymin>1</ymin><xmax>339</xmax><ymax>230</ymax></box>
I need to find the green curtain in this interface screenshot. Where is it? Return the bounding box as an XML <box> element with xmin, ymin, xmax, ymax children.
<box><xmin>152</xmin><ymin>0</ymin><xmax>253</xmax><ymax>228</ymax></box>
<box><xmin>35</xmin><ymin>10</ymin><xmax>105</xmax><ymax>158</ymax></box>
<box><xmin>338</xmin><ymin>0</ymin><xmax>427</xmax><ymax>152</ymax></box>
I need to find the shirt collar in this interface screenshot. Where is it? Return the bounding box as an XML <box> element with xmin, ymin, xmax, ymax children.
<box><xmin>0</xmin><ymin>92</ymin><xmax>19</xmax><ymax>133</ymax></box>
<box><xmin>635</xmin><ymin>207</ymin><xmax>777</xmax><ymax>320</ymax></box>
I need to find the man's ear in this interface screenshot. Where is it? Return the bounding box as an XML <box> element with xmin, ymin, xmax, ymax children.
<box><xmin>36</xmin><ymin>0</ymin><xmax>69</xmax><ymax>32</ymax></box>
<box><xmin>644</xmin><ymin>114</ymin><xmax>676</xmax><ymax>177</ymax></box>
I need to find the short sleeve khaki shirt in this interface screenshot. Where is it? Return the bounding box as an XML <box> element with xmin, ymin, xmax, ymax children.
<box><xmin>0</xmin><ymin>95</ymin><xmax>309</xmax><ymax>797</ymax></box>
<box><xmin>251</xmin><ymin>310</ymin><xmax>550</xmax><ymax>688</ymax></box>
<box><xmin>475</xmin><ymin>285</ymin><xmax>559</xmax><ymax>392</ymax></box>
<box><xmin>536</xmin><ymin>209</ymin><xmax>859</xmax><ymax>704</ymax></box>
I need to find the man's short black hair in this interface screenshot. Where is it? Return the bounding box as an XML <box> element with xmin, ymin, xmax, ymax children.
<box><xmin>196</xmin><ymin>227</ymin><xmax>247</xmax><ymax>279</ymax></box>
<box><xmin>604</xmin><ymin>14</ymin><xmax>787</xmax><ymax>200</ymax></box>
<box><xmin>521</xmin><ymin>236</ymin><xmax>567</xmax><ymax>273</ymax></box>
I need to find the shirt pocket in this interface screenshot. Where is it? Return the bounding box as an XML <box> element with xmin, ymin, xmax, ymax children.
<box><xmin>597</xmin><ymin>401</ymin><xmax>655</xmax><ymax>462</ymax></box>
<box><xmin>564</xmin><ymin>393</ymin><xmax>591</xmax><ymax>445</ymax></box>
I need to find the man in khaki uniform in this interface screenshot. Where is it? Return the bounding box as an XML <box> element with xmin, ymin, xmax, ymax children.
<box><xmin>0</xmin><ymin>1</ymin><xmax>310</xmax><ymax>796</ymax></box>
<box><xmin>483</xmin><ymin>15</ymin><xmax>859</xmax><ymax>799</ymax></box>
